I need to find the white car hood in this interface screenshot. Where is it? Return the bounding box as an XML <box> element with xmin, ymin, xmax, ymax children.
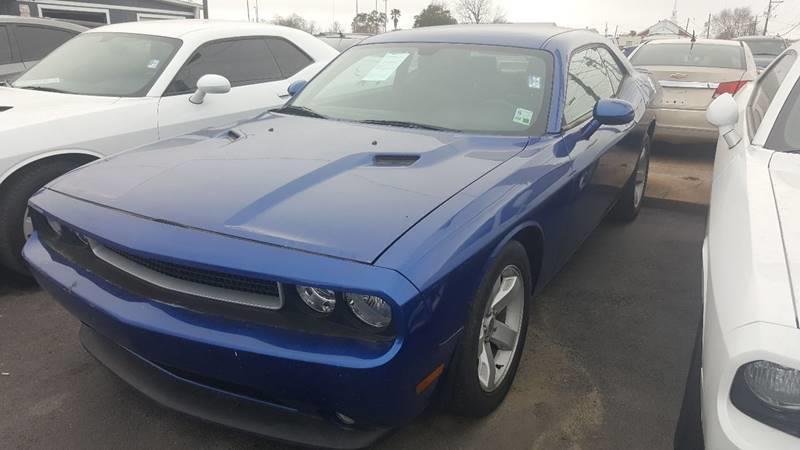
<box><xmin>0</xmin><ymin>86</ymin><xmax>121</xmax><ymax>132</ymax></box>
<box><xmin>770</xmin><ymin>151</ymin><xmax>800</xmax><ymax>320</ymax></box>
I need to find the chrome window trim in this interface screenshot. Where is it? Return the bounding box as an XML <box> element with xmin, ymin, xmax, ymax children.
<box><xmin>658</xmin><ymin>80</ymin><xmax>719</xmax><ymax>89</ymax></box>
<box><xmin>90</xmin><ymin>240</ymin><xmax>284</xmax><ymax>310</ymax></box>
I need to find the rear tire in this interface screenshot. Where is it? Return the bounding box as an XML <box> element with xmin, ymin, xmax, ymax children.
<box><xmin>444</xmin><ymin>240</ymin><xmax>531</xmax><ymax>417</ymax></box>
<box><xmin>611</xmin><ymin>135</ymin><xmax>651</xmax><ymax>222</ymax></box>
<box><xmin>0</xmin><ymin>160</ymin><xmax>86</xmax><ymax>275</ymax></box>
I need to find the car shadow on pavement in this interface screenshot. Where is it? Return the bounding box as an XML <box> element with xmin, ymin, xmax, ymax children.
<box><xmin>0</xmin><ymin>268</ymin><xmax>38</xmax><ymax>297</ymax></box>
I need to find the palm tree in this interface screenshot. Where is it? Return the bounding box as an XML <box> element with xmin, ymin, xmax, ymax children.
<box><xmin>391</xmin><ymin>8</ymin><xmax>401</xmax><ymax>30</ymax></box>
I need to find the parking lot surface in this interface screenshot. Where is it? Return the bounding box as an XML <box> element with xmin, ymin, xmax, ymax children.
<box><xmin>0</xmin><ymin>199</ymin><xmax>705</xmax><ymax>450</ymax></box>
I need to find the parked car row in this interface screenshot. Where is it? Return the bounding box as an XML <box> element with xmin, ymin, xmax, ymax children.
<box><xmin>14</xmin><ymin>22</ymin><xmax>659</xmax><ymax>448</ymax></box>
<box><xmin>0</xmin><ymin>15</ymin><xmax>86</xmax><ymax>81</ymax></box>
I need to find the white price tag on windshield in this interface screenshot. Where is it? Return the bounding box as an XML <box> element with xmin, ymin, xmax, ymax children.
<box><xmin>362</xmin><ymin>53</ymin><xmax>410</xmax><ymax>81</ymax></box>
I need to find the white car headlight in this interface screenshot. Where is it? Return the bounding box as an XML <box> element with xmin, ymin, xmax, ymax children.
<box><xmin>296</xmin><ymin>286</ymin><xmax>336</xmax><ymax>313</ymax></box>
<box><xmin>743</xmin><ymin>360</ymin><xmax>800</xmax><ymax>411</ymax></box>
<box><xmin>344</xmin><ymin>293</ymin><xmax>392</xmax><ymax>328</ymax></box>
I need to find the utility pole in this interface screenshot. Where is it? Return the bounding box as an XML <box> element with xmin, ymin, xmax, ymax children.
<box><xmin>706</xmin><ymin>12</ymin><xmax>711</xmax><ymax>38</ymax></box>
<box><xmin>202</xmin><ymin>0</ymin><xmax>208</xmax><ymax>19</ymax></box>
<box><xmin>254</xmin><ymin>0</ymin><xmax>259</xmax><ymax>22</ymax></box>
<box><xmin>764</xmin><ymin>0</ymin><xmax>784</xmax><ymax>36</ymax></box>
<box><xmin>246</xmin><ymin>0</ymin><xmax>250</xmax><ymax>21</ymax></box>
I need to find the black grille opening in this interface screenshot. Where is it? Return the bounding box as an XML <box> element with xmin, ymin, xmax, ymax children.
<box><xmin>106</xmin><ymin>246</ymin><xmax>280</xmax><ymax>298</ymax></box>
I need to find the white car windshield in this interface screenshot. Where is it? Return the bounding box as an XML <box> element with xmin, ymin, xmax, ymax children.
<box><xmin>13</xmin><ymin>32</ymin><xmax>181</xmax><ymax>97</ymax></box>
<box><xmin>286</xmin><ymin>43</ymin><xmax>553</xmax><ymax>135</ymax></box>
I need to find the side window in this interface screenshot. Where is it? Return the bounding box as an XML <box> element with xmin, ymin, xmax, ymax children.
<box><xmin>748</xmin><ymin>51</ymin><xmax>797</xmax><ymax>134</ymax></box>
<box><xmin>0</xmin><ymin>26</ymin><xmax>13</xmax><ymax>65</ymax></box>
<box><xmin>16</xmin><ymin>26</ymin><xmax>76</xmax><ymax>61</ymax></box>
<box><xmin>167</xmin><ymin>38</ymin><xmax>282</xmax><ymax>94</ymax></box>
<box><xmin>265</xmin><ymin>37</ymin><xmax>312</xmax><ymax>78</ymax></box>
<box><xmin>564</xmin><ymin>47</ymin><xmax>614</xmax><ymax>126</ymax></box>
<box><xmin>596</xmin><ymin>46</ymin><xmax>625</xmax><ymax>94</ymax></box>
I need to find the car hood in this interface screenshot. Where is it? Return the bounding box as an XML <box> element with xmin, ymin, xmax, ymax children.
<box><xmin>0</xmin><ymin>86</ymin><xmax>121</xmax><ymax>132</ymax></box>
<box><xmin>769</xmin><ymin>152</ymin><xmax>800</xmax><ymax>317</ymax></box>
<box><xmin>49</xmin><ymin>114</ymin><xmax>530</xmax><ymax>263</ymax></box>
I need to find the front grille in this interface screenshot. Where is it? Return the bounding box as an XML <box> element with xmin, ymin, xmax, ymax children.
<box><xmin>108</xmin><ymin>246</ymin><xmax>280</xmax><ymax>298</ymax></box>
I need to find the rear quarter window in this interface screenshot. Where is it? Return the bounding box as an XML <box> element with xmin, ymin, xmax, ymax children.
<box><xmin>631</xmin><ymin>43</ymin><xmax>745</xmax><ymax>70</ymax></box>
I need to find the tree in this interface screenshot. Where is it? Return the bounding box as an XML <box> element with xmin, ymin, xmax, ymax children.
<box><xmin>352</xmin><ymin>10</ymin><xmax>386</xmax><ymax>34</ymax></box>
<box><xmin>455</xmin><ymin>0</ymin><xmax>504</xmax><ymax>24</ymax></box>
<box><xmin>711</xmin><ymin>7</ymin><xmax>755</xmax><ymax>39</ymax></box>
<box><xmin>327</xmin><ymin>21</ymin><xmax>344</xmax><ymax>34</ymax></box>
<box><xmin>391</xmin><ymin>8</ymin><xmax>401</xmax><ymax>30</ymax></box>
<box><xmin>272</xmin><ymin>14</ymin><xmax>318</xmax><ymax>34</ymax></box>
<box><xmin>413</xmin><ymin>2</ymin><xmax>458</xmax><ymax>28</ymax></box>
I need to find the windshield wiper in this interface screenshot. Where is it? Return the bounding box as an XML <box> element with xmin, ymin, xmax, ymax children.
<box><xmin>16</xmin><ymin>85</ymin><xmax>69</xmax><ymax>93</ymax></box>
<box><xmin>272</xmin><ymin>105</ymin><xmax>327</xmax><ymax>119</ymax></box>
<box><xmin>358</xmin><ymin>119</ymin><xmax>459</xmax><ymax>132</ymax></box>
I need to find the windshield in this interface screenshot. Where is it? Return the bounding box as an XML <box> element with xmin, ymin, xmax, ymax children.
<box><xmin>631</xmin><ymin>43</ymin><xmax>745</xmax><ymax>70</ymax></box>
<box><xmin>13</xmin><ymin>32</ymin><xmax>181</xmax><ymax>97</ymax></box>
<box><xmin>288</xmin><ymin>43</ymin><xmax>553</xmax><ymax>135</ymax></box>
<box><xmin>766</xmin><ymin>77</ymin><xmax>800</xmax><ymax>152</ymax></box>
<box><xmin>741</xmin><ymin>39</ymin><xmax>787</xmax><ymax>56</ymax></box>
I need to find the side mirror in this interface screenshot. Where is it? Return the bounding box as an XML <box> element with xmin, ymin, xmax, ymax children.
<box><xmin>189</xmin><ymin>74</ymin><xmax>231</xmax><ymax>105</ymax></box>
<box><xmin>594</xmin><ymin>99</ymin><xmax>635</xmax><ymax>125</ymax></box>
<box><xmin>706</xmin><ymin>93</ymin><xmax>740</xmax><ymax>148</ymax></box>
<box><xmin>287</xmin><ymin>79</ymin><xmax>307</xmax><ymax>97</ymax></box>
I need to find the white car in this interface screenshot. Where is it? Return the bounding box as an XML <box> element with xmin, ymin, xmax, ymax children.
<box><xmin>0</xmin><ymin>20</ymin><xmax>337</xmax><ymax>275</ymax></box>
<box><xmin>675</xmin><ymin>44</ymin><xmax>800</xmax><ymax>449</ymax></box>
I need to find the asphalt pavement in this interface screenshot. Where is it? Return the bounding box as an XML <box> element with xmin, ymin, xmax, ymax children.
<box><xmin>0</xmin><ymin>148</ymin><xmax>711</xmax><ymax>450</ymax></box>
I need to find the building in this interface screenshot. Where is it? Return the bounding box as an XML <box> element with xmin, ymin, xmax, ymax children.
<box><xmin>613</xmin><ymin>19</ymin><xmax>692</xmax><ymax>49</ymax></box>
<box><xmin>0</xmin><ymin>0</ymin><xmax>201</xmax><ymax>27</ymax></box>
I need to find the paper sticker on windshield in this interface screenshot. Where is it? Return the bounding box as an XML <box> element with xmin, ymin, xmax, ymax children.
<box><xmin>362</xmin><ymin>53</ymin><xmax>410</xmax><ymax>81</ymax></box>
<box><xmin>513</xmin><ymin>108</ymin><xmax>534</xmax><ymax>126</ymax></box>
<box><xmin>147</xmin><ymin>59</ymin><xmax>160</xmax><ymax>69</ymax></box>
<box><xmin>528</xmin><ymin>75</ymin><xmax>542</xmax><ymax>89</ymax></box>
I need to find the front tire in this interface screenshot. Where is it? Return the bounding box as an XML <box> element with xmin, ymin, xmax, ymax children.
<box><xmin>612</xmin><ymin>135</ymin><xmax>651</xmax><ymax>222</ymax></box>
<box><xmin>444</xmin><ymin>240</ymin><xmax>531</xmax><ymax>417</ymax></box>
<box><xmin>0</xmin><ymin>160</ymin><xmax>86</xmax><ymax>275</ymax></box>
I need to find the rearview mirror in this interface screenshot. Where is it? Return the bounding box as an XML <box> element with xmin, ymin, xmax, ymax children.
<box><xmin>594</xmin><ymin>99</ymin><xmax>635</xmax><ymax>125</ymax></box>
<box><xmin>706</xmin><ymin>93</ymin><xmax>740</xmax><ymax>148</ymax></box>
<box><xmin>189</xmin><ymin>74</ymin><xmax>231</xmax><ymax>105</ymax></box>
<box><xmin>287</xmin><ymin>79</ymin><xmax>307</xmax><ymax>97</ymax></box>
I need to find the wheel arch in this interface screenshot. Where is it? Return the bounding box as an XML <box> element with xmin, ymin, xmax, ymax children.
<box><xmin>488</xmin><ymin>221</ymin><xmax>545</xmax><ymax>295</ymax></box>
<box><xmin>0</xmin><ymin>150</ymin><xmax>102</xmax><ymax>190</ymax></box>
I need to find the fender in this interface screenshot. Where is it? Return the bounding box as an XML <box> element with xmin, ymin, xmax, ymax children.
<box><xmin>0</xmin><ymin>149</ymin><xmax>103</xmax><ymax>187</ymax></box>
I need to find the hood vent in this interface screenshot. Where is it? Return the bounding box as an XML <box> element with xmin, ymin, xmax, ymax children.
<box><xmin>0</xmin><ymin>106</ymin><xmax>11</xmax><ymax>113</ymax></box>
<box><xmin>373</xmin><ymin>154</ymin><xmax>420</xmax><ymax>167</ymax></box>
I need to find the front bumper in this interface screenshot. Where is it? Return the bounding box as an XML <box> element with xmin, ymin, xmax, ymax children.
<box><xmin>651</xmin><ymin>107</ymin><xmax>717</xmax><ymax>144</ymax></box>
<box><xmin>702</xmin><ymin>312</ymin><xmax>800</xmax><ymax>449</ymax></box>
<box><xmin>23</xmin><ymin>189</ymin><xmax>461</xmax><ymax>448</ymax></box>
<box><xmin>79</xmin><ymin>324</ymin><xmax>389</xmax><ymax>449</ymax></box>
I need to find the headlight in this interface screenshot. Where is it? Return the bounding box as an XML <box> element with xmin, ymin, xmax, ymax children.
<box><xmin>296</xmin><ymin>286</ymin><xmax>336</xmax><ymax>313</ymax></box>
<box><xmin>731</xmin><ymin>360</ymin><xmax>800</xmax><ymax>438</ymax></box>
<box><xmin>345</xmin><ymin>293</ymin><xmax>392</xmax><ymax>328</ymax></box>
<box><xmin>743</xmin><ymin>360</ymin><xmax>800</xmax><ymax>411</ymax></box>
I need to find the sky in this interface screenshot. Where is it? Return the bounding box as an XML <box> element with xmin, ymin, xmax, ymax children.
<box><xmin>206</xmin><ymin>0</ymin><xmax>800</xmax><ymax>39</ymax></box>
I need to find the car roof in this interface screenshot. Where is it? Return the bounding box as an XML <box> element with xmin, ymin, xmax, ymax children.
<box><xmin>360</xmin><ymin>24</ymin><xmax>602</xmax><ymax>50</ymax></box>
<box><xmin>86</xmin><ymin>19</ymin><xmax>301</xmax><ymax>40</ymax></box>
<box><xmin>643</xmin><ymin>38</ymin><xmax>743</xmax><ymax>47</ymax></box>
<box><xmin>735</xmin><ymin>35</ymin><xmax>785</xmax><ymax>41</ymax></box>
<box><xmin>0</xmin><ymin>15</ymin><xmax>87</xmax><ymax>31</ymax></box>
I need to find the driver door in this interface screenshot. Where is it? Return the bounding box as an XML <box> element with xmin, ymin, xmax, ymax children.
<box><xmin>157</xmin><ymin>37</ymin><xmax>311</xmax><ymax>139</ymax></box>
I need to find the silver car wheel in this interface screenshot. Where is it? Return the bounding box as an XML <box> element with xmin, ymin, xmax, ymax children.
<box><xmin>478</xmin><ymin>265</ymin><xmax>525</xmax><ymax>392</ymax></box>
<box><xmin>22</xmin><ymin>207</ymin><xmax>33</xmax><ymax>240</ymax></box>
<box><xmin>633</xmin><ymin>143</ymin><xmax>649</xmax><ymax>208</ymax></box>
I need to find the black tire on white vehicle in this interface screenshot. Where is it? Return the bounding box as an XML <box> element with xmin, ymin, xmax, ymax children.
<box><xmin>0</xmin><ymin>159</ymin><xmax>87</xmax><ymax>275</ymax></box>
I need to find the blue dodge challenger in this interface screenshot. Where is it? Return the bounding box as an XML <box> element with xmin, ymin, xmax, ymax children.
<box><xmin>23</xmin><ymin>25</ymin><xmax>656</xmax><ymax>448</ymax></box>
